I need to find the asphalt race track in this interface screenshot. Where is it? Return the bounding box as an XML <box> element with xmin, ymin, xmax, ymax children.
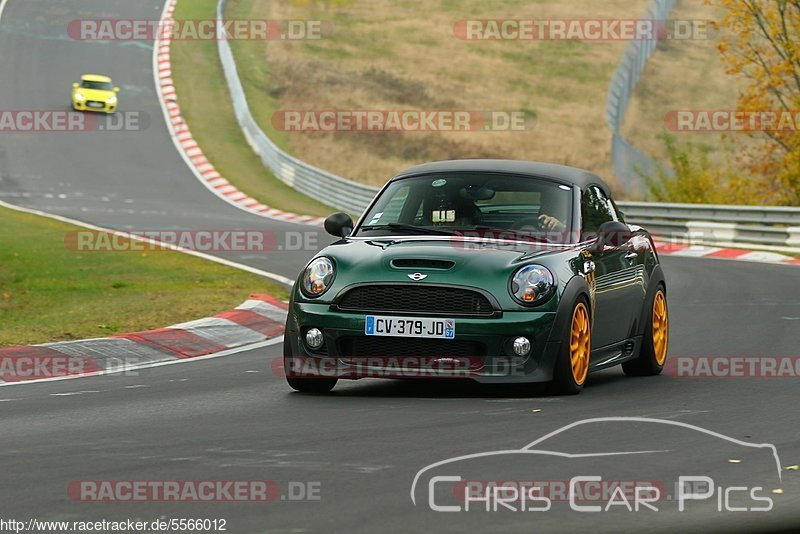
<box><xmin>1</xmin><ymin>1</ymin><xmax>799</xmax><ymax>533</ymax></box>
<box><xmin>0</xmin><ymin>0</ymin><xmax>329</xmax><ymax>279</ymax></box>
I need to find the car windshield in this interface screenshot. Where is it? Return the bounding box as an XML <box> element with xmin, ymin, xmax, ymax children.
<box><xmin>81</xmin><ymin>80</ymin><xmax>113</xmax><ymax>91</ymax></box>
<box><xmin>356</xmin><ymin>173</ymin><xmax>573</xmax><ymax>242</ymax></box>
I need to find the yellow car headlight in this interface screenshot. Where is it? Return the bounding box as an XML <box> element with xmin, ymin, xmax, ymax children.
<box><xmin>106</xmin><ymin>96</ymin><xmax>118</xmax><ymax>104</ymax></box>
<box><xmin>74</xmin><ymin>92</ymin><xmax>86</xmax><ymax>101</ymax></box>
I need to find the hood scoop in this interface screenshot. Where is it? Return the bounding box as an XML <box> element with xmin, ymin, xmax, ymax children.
<box><xmin>390</xmin><ymin>258</ymin><xmax>455</xmax><ymax>270</ymax></box>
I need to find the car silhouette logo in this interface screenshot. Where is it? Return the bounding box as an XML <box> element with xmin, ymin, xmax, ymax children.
<box><xmin>407</xmin><ymin>273</ymin><xmax>428</xmax><ymax>281</ymax></box>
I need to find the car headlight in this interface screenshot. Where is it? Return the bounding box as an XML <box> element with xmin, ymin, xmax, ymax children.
<box><xmin>509</xmin><ymin>264</ymin><xmax>555</xmax><ymax>305</ymax></box>
<box><xmin>106</xmin><ymin>96</ymin><xmax>117</xmax><ymax>104</ymax></box>
<box><xmin>301</xmin><ymin>257</ymin><xmax>335</xmax><ymax>298</ymax></box>
<box><xmin>74</xmin><ymin>92</ymin><xmax>86</xmax><ymax>101</ymax></box>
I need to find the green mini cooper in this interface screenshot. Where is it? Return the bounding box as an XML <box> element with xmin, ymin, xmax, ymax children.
<box><xmin>284</xmin><ymin>160</ymin><xmax>669</xmax><ymax>394</ymax></box>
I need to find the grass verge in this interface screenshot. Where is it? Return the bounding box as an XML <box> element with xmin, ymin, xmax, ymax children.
<box><xmin>0</xmin><ymin>205</ymin><xmax>287</xmax><ymax>347</ymax></box>
<box><xmin>169</xmin><ymin>0</ymin><xmax>334</xmax><ymax>217</ymax></box>
<box><xmin>226</xmin><ymin>0</ymin><xmax>647</xmax><ymax>189</ymax></box>
<box><xmin>173</xmin><ymin>0</ymin><xmax>734</xmax><ymax>201</ymax></box>
<box><xmin>622</xmin><ymin>1</ymin><xmax>747</xmax><ymax>171</ymax></box>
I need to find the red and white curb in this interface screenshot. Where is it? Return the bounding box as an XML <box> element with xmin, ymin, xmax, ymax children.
<box><xmin>0</xmin><ymin>294</ymin><xmax>286</xmax><ymax>384</ymax></box>
<box><xmin>655</xmin><ymin>241</ymin><xmax>800</xmax><ymax>266</ymax></box>
<box><xmin>154</xmin><ymin>0</ymin><xmax>325</xmax><ymax>227</ymax></box>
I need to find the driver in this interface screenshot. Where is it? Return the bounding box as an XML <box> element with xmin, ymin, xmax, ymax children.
<box><xmin>538</xmin><ymin>213</ymin><xmax>565</xmax><ymax>231</ymax></box>
<box><xmin>537</xmin><ymin>190</ymin><xmax>567</xmax><ymax>231</ymax></box>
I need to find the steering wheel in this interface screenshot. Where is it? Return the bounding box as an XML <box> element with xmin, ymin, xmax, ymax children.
<box><xmin>509</xmin><ymin>216</ymin><xmax>544</xmax><ymax>231</ymax></box>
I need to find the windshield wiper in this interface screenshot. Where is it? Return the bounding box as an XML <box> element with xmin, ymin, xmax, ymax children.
<box><xmin>455</xmin><ymin>226</ymin><xmax>553</xmax><ymax>243</ymax></box>
<box><xmin>359</xmin><ymin>224</ymin><xmax>556</xmax><ymax>242</ymax></box>
<box><xmin>359</xmin><ymin>223</ymin><xmax>457</xmax><ymax>236</ymax></box>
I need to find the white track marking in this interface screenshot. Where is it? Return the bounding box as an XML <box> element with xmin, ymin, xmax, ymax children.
<box><xmin>0</xmin><ymin>0</ymin><xmax>293</xmax><ymax>286</ymax></box>
<box><xmin>0</xmin><ymin>199</ymin><xmax>294</xmax><ymax>286</ymax></box>
<box><xmin>0</xmin><ymin>337</ymin><xmax>282</xmax><ymax>388</ymax></box>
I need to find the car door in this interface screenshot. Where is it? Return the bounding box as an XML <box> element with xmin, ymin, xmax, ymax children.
<box><xmin>581</xmin><ymin>185</ymin><xmax>644</xmax><ymax>349</ymax></box>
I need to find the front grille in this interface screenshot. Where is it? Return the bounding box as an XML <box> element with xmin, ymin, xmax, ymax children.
<box><xmin>339</xmin><ymin>336</ymin><xmax>485</xmax><ymax>364</ymax></box>
<box><xmin>336</xmin><ymin>284</ymin><xmax>495</xmax><ymax>316</ymax></box>
<box><xmin>306</xmin><ymin>342</ymin><xmax>329</xmax><ymax>357</ymax></box>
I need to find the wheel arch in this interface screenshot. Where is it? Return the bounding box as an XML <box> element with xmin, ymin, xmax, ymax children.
<box><xmin>636</xmin><ymin>264</ymin><xmax>667</xmax><ymax>338</ymax></box>
<box><xmin>547</xmin><ymin>275</ymin><xmax>593</xmax><ymax>343</ymax></box>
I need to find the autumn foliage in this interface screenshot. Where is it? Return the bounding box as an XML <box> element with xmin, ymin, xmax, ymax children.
<box><xmin>710</xmin><ymin>0</ymin><xmax>800</xmax><ymax>205</ymax></box>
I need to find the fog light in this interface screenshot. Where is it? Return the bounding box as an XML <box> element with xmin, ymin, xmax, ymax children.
<box><xmin>512</xmin><ymin>336</ymin><xmax>531</xmax><ymax>356</ymax></box>
<box><xmin>305</xmin><ymin>328</ymin><xmax>324</xmax><ymax>349</ymax></box>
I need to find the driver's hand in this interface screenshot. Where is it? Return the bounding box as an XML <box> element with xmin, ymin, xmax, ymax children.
<box><xmin>538</xmin><ymin>214</ymin><xmax>565</xmax><ymax>231</ymax></box>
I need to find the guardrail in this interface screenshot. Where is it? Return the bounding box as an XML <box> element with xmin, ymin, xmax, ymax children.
<box><xmin>618</xmin><ymin>201</ymin><xmax>800</xmax><ymax>251</ymax></box>
<box><xmin>215</xmin><ymin>0</ymin><xmax>799</xmax><ymax>253</ymax></box>
<box><xmin>216</xmin><ymin>0</ymin><xmax>378</xmax><ymax>214</ymax></box>
<box><xmin>217</xmin><ymin>0</ymin><xmax>678</xmax><ymax>213</ymax></box>
<box><xmin>605</xmin><ymin>0</ymin><xmax>677</xmax><ymax>191</ymax></box>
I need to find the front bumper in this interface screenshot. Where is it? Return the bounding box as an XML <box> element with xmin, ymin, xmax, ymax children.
<box><xmin>284</xmin><ymin>302</ymin><xmax>561</xmax><ymax>384</ymax></box>
<box><xmin>72</xmin><ymin>99</ymin><xmax>116</xmax><ymax>113</ymax></box>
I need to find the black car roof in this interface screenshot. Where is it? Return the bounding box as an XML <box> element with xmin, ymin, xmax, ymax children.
<box><xmin>392</xmin><ymin>159</ymin><xmax>611</xmax><ymax>195</ymax></box>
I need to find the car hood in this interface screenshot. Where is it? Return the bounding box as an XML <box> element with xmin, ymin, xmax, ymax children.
<box><xmin>313</xmin><ymin>236</ymin><xmax>578</xmax><ymax>309</ymax></box>
<box><xmin>74</xmin><ymin>88</ymin><xmax>115</xmax><ymax>100</ymax></box>
<box><xmin>330</xmin><ymin>236</ymin><xmax>559</xmax><ymax>269</ymax></box>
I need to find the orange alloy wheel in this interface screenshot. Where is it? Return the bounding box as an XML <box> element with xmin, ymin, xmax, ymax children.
<box><xmin>569</xmin><ymin>302</ymin><xmax>591</xmax><ymax>385</ymax></box>
<box><xmin>652</xmin><ymin>290</ymin><xmax>669</xmax><ymax>365</ymax></box>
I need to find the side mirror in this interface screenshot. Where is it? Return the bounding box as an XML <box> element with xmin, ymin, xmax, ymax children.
<box><xmin>114</xmin><ymin>87</ymin><xmax>120</xmax><ymax>93</ymax></box>
<box><xmin>597</xmin><ymin>220</ymin><xmax>632</xmax><ymax>248</ymax></box>
<box><xmin>324</xmin><ymin>212</ymin><xmax>353</xmax><ymax>238</ymax></box>
<box><xmin>72</xmin><ymin>82</ymin><xmax>79</xmax><ymax>89</ymax></box>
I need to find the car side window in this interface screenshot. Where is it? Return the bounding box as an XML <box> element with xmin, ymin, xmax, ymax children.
<box><xmin>581</xmin><ymin>186</ymin><xmax>616</xmax><ymax>233</ymax></box>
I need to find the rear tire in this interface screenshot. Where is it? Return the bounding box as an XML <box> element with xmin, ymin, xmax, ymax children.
<box><xmin>286</xmin><ymin>376</ymin><xmax>338</xmax><ymax>393</ymax></box>
<box><xmin>550</xmin><ymin>298</ymin><xmax>591</xmax><ymax>395</ymax></box>
<box><xmin>623</xmin><ymin>286</ymin><xmax>668</xmax><ymax>376</ymax></box>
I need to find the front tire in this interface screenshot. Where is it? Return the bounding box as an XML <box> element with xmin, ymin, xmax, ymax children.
<box><xmin>623</xmin><ymin>286</ymin><xmax>668</xmax><ymax>376</ymax></box>
<box><xmin>286</xmin><ymin>376</ymin><xmax>338</xmax><ymax>393</ymax></box>
<box><xmin>550</xmin><ymin>298</ymin><xmax>591</xmax><ymax>395</ymax></box>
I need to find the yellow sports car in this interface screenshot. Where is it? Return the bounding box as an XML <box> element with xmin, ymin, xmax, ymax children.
<box><xmin>71</xmin><ymin>74</ymin><xmax>119</xmax><ymax>113</ymax></box>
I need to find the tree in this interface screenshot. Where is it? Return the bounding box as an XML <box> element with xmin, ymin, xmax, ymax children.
<box><xmin>645</xmin><ymin>133</ymin><xmax>762</xmax><ymax>204</ymax></box>
<box><xmin>710</xmin><ymin>0</ymin><xmax>800</xmax><ymax>205</ymax></box>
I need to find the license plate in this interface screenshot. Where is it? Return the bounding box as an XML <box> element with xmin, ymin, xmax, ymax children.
<box><xmin>365</xmin><ymin>315</ymin><xmax>455</xmax><ymax>339</ymax></box>
<box><xmin>88</xmin><ymin>102</ymin><xmax>104</xmax><ymax>108</ymax></box>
